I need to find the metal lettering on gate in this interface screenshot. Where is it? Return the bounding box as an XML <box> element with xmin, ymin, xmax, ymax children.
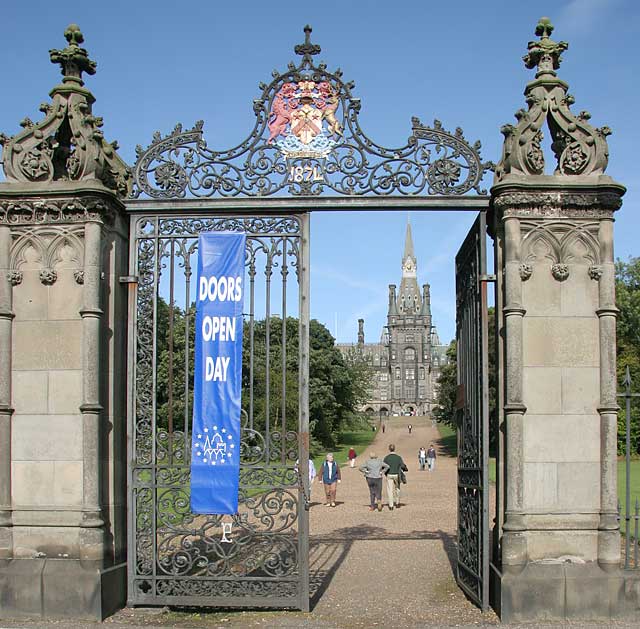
<box><xmin>455</xmin><ymin>211</ymin><xmax>490</xmax><ymax>610</ymax></box>
<box><xmin>126</xmin><ymin>213</ymin><xmax>310</xmax><ymax>610</ymax></box>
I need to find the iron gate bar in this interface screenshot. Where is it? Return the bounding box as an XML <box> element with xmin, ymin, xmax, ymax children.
<box><xmin>455</xmin><ymin>211</ymin><xmax>490</xmax><ymax>610</ymax></box>
<box><xmin>125</xmin><ymin>197</ymin><xmax>490</xmax><ymax>212</ymax></box>
<box><xmin>127</xmin><ymin>212</ymin><xmax>309</xmax><ymax>609</ymax></box>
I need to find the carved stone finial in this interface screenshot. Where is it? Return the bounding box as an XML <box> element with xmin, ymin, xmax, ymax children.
<box><xmin>0</xmin><ymin>24</ymin><xmax>131</xmax><ymax>197</ymax></box>
<box><xmin>523</xmin><ymin>17</ymin><xmax>568</xmax><ymax>79</ymax></box>
<box><xmin>294</xmin><ymin>25</ymin><xmax>321</xmax><ymax>65</ymax></box>
<box><xmin>49</xmin><ymin>24</ymin><xmax>97</xmax><ymax>85</ymax></box>
<box><xmin>494</xmin><ymin>18</ymin><xmax>611</xmax><ymax>181</ymax></box>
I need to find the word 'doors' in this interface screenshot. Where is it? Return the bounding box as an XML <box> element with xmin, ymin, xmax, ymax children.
<box><xmin>199</xmin><ymin>275</ymin><xmax>243</xmax><ymax>302</ymax></box>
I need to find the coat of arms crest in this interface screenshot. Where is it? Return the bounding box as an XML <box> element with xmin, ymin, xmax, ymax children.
<box><xmin>267</xmin><ymin>80</ymin><xmax>343</xmax><ymax>157</ymax></box>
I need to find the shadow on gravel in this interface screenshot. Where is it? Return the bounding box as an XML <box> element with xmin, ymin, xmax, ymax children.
<box><xmin>435</xmin><ymin>431</ymin><xmax>457</xmax><ymax>457</ymax></box>
<box><xmin>308</xmin><ymin>524</ymin><xmax>457</xmax><ymax>609</ymax></box>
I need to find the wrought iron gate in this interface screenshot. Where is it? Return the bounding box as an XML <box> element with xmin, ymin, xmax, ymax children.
<box><xmin>126</xmin><ymin>212</ymin><xmax>310</xmax><ymax>609</ymax></box>
<box><xmin>455</xmin><ymin>211</ymin><xmax>490</xmax><ymax>610</ymax></box>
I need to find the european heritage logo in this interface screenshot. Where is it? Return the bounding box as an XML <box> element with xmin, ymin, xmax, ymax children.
<box><xmin>193</xmin><ymin>425</ymin><xmax>236</xmax><ymax>466</ymax></box>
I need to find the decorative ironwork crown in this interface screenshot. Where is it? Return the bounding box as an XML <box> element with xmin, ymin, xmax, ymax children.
<box><xmin>495</xmin><ymin>17</ymin><xmax>611</xmax><ymax>180</ymax></box>
<box><xmin>131</xmin><ymin>25</ymin><xmax>493</xmax><ymax>199</ymax></box>
<box><xmin>0</xmin><ymin>25</ymin><xmax>131</xmax><ymax>197</ymax></box>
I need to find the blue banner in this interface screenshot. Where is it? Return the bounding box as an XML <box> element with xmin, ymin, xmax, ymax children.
<box><xmin>191</xmin><ymin>232</ymin><xmax>246</xmax><ymax>514</ymax></box>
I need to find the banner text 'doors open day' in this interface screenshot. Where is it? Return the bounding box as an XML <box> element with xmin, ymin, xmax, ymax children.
<box><xmin>190</xmin><ymin>232</ymin><xmax>246</xmax><ymax>515</ymax></box>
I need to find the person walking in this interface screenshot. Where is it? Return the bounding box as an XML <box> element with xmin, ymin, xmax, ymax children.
<box><xmin>426</xmin><ymin>444</ymin><xmax>437</xmax><ymax>472</ymax></box>
<box><xmin>408</xmin><ymin>424</ymin><xmax>412</xmax><ymax>434</ymax></box>
<box><xmin>294</xmin><ymin>458</ymin><xmax>316</xmax><ymax>484</ymax></box>
<box><xmin>348</xmin><ymin>447</ymin><xmax>357</xmax><ymax>468</ymax></box>
<box><xmin>318</xmin><ymin>453</ymin><xmax>341</xmax><ymax>507</ymax></box>
<box><xmin>359</xmin><ymin>452</ymin><xmax>389</xmax><ymax>511</ymax></box>
<box><xmin>383</xmin><ymin>444</ymin><xmax>408</xmax><ymax>510</ymax></box>
<box><xmin>382</xmin><ymin>423</ymin><xmax>386</xmax><ymax>434</ymax></box>
<box><xmin>418</xmin><ymin>446</ymin><xmax>427</xmax><ymax>471</ymax></box>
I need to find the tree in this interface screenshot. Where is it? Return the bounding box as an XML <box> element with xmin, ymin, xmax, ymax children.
<box><xmin>616</xmin><ymin>257</ymin><xmax>640</xmax><ymax>454</ymax></box>
<box><xmin>154</xmin><ymin>301</ymin><xmax>369</xmax><ymax>452</ymax></box>
<box><xmin>433</xmin><ymin>341</ymin><xmax>458</xmax><ymax>427</ymax></box>
<box><xmin>433</xmin><ymin>307</ymin><xmax>498</xmax><ymax>456</ymax></box>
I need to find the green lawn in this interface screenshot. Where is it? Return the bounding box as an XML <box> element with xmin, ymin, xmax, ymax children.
<box><xmin>438</xmin><ymin>424</ymin><xmax>640</xmax><ymax>523</ymax></box>
<box><xmin>312</xmin><ymin>428</ymin><xmax>377</xmax><ymax>470</ymax></box>
<box><xmin>435</xmin><ymin>422</ymin><xmax>457</xmax><ymax>456</ymax></box>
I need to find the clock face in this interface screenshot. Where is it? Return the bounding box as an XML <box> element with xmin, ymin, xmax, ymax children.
<box><xmin>404</xmin><ymin>259</ymin><xmax>414</xmax><ymax>272</ymax></box>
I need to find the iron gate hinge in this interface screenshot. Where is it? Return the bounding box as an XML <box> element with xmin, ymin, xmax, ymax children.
<box><xmin>119</xmin><ymin>276</ymin><xmax>139</xmax><ymax>284</ymax></box>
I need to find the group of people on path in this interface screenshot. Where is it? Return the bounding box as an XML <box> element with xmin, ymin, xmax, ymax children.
<box><xmin>304</xmin><ymin>422</ymin><xmax>438</xmax><ymax>510</ymax></box>
<box><xmin>418</xmin><ymin>444</ymin><xmax>437</xmax><ymax>471</ymax></box>
<box><xmin>358</xmin><ymin>444</ymin><xmax>408</xmax><ymax>511</ymax></box>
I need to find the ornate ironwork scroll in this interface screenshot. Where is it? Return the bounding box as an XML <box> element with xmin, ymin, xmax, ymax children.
<box><xmin>128</xmin><ymin>213</ymin><xmax>309</xmax><ymax>609</ymax></box>
<box><xmin>130</xmin><ymin>26</ymin><xmax>493</xmax><ymax>200</ymax></box>
<box><xmin>455</xmin><ymin>212</ymin><xmax>489</xmax><ymax>610</ymax></box>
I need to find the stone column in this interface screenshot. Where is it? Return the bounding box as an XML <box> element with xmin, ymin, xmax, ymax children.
<box><xmin>500</xmin><ymin>215</ymin><xmax>527</xmax><ymax>570</ymax></box>
<box><xmin>79</xmin><ymin>220</ymin><xmax>105</xmax><ymax>564</ymax></box>
<box><xmin>0</xmin><ymin>224</ymin><xmax>13</xmax><ymax>562</ymax></box>
<box><xmin>596</xmin><ymin>217</ymin><xmax>620</xmax><ymax>571</ymax></box>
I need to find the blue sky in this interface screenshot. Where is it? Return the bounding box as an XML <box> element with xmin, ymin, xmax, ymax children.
<box><xmin>2</xmin><ymin>0</ymin><xmax>638</xmax><ymax>344</ymax></box>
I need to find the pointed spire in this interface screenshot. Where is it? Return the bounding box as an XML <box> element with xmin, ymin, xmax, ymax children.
<box><xmin>403</xmin><ymin>220</ymin><xmax>415</xmax><ymax>262</ymax></box>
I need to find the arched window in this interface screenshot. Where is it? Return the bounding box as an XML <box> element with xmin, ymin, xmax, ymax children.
<box><xmin>395</xmin><ymin>367</ymin><xmax>401</xmax><ymax>380</ymax></box>
<box><xmin>404</xmin><ymin>347</ymin><xmax>415</xmax><ymax>361</ymax></box>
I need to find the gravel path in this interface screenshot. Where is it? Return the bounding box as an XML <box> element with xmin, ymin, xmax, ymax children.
<box><xmin>302</xmin><ymin>415</ymin><xmax>497</xmax><ymax>627</ymax></box>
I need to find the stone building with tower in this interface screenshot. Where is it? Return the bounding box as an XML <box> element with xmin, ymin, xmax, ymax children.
<box><xmin>338</xmin><ymin>224</ymin><xmax>449</xmax><ymax>417</ymax></box>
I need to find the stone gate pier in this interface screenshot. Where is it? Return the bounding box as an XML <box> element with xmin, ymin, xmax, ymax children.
<box><xmin>0</xmin><ymin>26</ymin><xmax>131</xmax><ymax>618</ymax></box>
<box><xmin>489</xmin><ymin>18</ymin><xmax>638</xmax><ymax>622</ymax></box>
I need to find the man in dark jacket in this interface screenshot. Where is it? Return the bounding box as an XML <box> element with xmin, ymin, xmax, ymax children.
<box><xmin>383</xmin><ymin>444</ymin><xmax>408</xmax><ymax>510</ymax></box>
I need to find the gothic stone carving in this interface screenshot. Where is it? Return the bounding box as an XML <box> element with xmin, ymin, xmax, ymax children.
<box><xmin>0</xmin><ymin>25</ymin><xmax>131</xmax><ymax>197</ymax></box>
<box><xmin>10</xmin><ymin>225</ymin><xmax>85</xmax><ymax>287</ymax></box>
<box><xmin>495</xmin><ymin>18</ymin><xmax>611</xmax><ymax>180</ymax></box>
<box><xmin>493</xmin><ymin>190</ymin><xmax>622</xmax><ymax>219</ymax></box>
<box><xmin>519</xmin><ymin>220</ymin><xmax>601</xmax><ymax>283</ymax></box>
<box><xmin>0</xmin><ymin>196</ymin><xmax>120</xmax><ymax>226</ymax></box>
<box><xmin>8</xmin><ymin>270</ymin><xmax>23</xmax><ymax>286</ymax></box>
<box><xmin>519</xmin><ymin>263</ymin><xmax>533</xmax><ymax>281</ymax></box>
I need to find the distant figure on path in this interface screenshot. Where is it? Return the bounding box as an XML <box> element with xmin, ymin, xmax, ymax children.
<box><xmin>431</xmin><ymin>416</ymin><xmax>436</xmax><ymax>428</ymax></box>
<box><xmin>348</xmin><ymin>447</ymin><xmax>357</xmax><ymax>468</ymax></box>
<box><xmin>383</xmin><ymin>444</ymin><xmax>408</xmax><ymax>511</ymax></box>
<box><xmin>427</xmin><ymin>444</ymin><xmax>437</xmax><ymax>472</ymax></box>
<box><xmin>382</xmin><ymin>423</ymin><xmax>386</xmax><ymax>434</ymax></box>
<box><xmin>408</xmin><ymin>424</ymin><xmax>412</xmax><ymax>434</ymax></box>
<box><xmin>294</xmin><ymin>458</ymin><xmax>316</xmax><ymax>485</ymax></box>
<box><xmin>359</xmin><ymin>452</ymin><xmax>389</xmax><ymax>511</ymax></box>
<box><xmin>418</xmin><ymin>446</ymin><xmax>427</xmax><ymax>471</ymax></box>
<box><xmin>318</xmin><ymin>453</ymin><xmax>341</xmax><ymax>507</ymax></box>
